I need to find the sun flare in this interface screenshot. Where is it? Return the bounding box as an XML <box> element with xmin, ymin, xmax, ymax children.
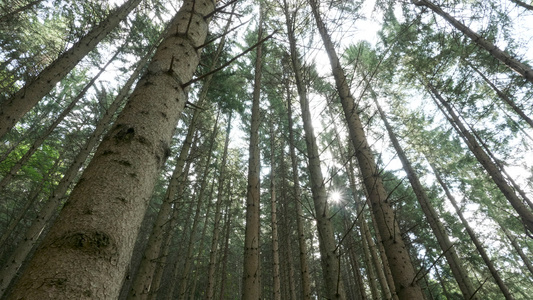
<box><xmin>329</xmin><ymin>191</ymin><xmax>342</xmax><ymax>203</ymax></box>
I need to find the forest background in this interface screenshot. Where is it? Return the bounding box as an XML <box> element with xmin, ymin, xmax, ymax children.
<box><xmin>1</xmin><ymin>0</ymin><xmax>533</xmax><ymax>299</ymax></box>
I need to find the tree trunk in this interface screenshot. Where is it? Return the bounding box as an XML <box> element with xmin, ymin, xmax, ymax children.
<box><xmin>218</xmin><ymin>197</ymin><xmax>233</xmax><ymax>300</ymax></box>
<box><xmin>174</xmin><ymin>112</ymin><xmax>220</xmax><ymax>300</ymax></box>
<box><xmin>242</xmin><ymin>5</ymin><xmax>263</xmax><ymax>299</ymax></box>
<box><xmin>285</xmin><ymin>77</ymin><xmax>312</xmax><ymax>300</ymax></box>
<box><xmin>500</xmin><ymin>225</ymin><xmax>533</xmax><ymax>277</ymax></box>
<box><xmin>284</xmin><ymin>4</ymin><xmax>346</xmax><ymax>299</ymax></box>
<box><xmin>269</xmin><ymin>119</ymin><xmax>281</xmax><ymax>300</ymax></box>
<box><xmin>371</xmin><ymin>90</ymin><xmax>478</xmax><ymax>299</ymax></box>
<box><xmin>428</xmin><ymin>160</ymin><xmax>515</xmax><ymax>300</ymax></box>
<box><xmin>5</xmin><ymin>1</ymin><xmax>215</xmax><ymax>298</ymax></box>
<box><xmin>360</xmin><ymin>218</ymin><xmax>380</xmax><ymax>300</ymax></box>
<box><xmin>427</xmin><ymin>82</ymin><xmax>533</xmax><ymax>234</ymax></box>
<box><xmin>205</xmin><ymin>111</ymin><xmax>232</xmax><ymax>300</ymax></box>
<box><xmin>0</xmin><ymin>0</ymin><xmax>142</xmax><ymax>139</ymax></box>
<box><xmin>466</xmin><ymin>60</ymin><xmax>533</xmax><ymax>129</ymax></box>
<box><xmin>308</xmin><ymin>1</ymin><xmax>424</xmax><ymax>298</ymax></box>
<box><xmin>510</xmin><ymin>0</ymin><xmax>533</xmax><ymax>10</ymax></box>
<box><xmin>413</xmin><ymin>0</ymin><xmax>533</xmax><ymax>84</ymax></box>
<box><xmin>0</xmin><ymin>46</ymin><xmax>150</xmax><ymax>298</ymax></box>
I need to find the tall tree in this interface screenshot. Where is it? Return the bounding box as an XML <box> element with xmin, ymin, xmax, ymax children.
<box><xmin>308</xmin><ymin>0</ymin><xmax>425</xmax><ymax>298</ymax></box>
<box><xmin>283</xmin><ymin>3</ymin><xmax>346</xmax><ymax>298</ymax></box>
<box><xmin>242</xmin><ymin>5</ymin><xmax>264</xmax><ymax>298</ymax></box>
<box><xmin>5</xmin><ymin>0</ymin><xmax>216</xmax><ymax>298</ymax></box>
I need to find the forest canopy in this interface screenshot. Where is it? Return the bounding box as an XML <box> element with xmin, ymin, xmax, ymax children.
<box><xmin>1</xmin><ymin>0</ymin><xmax>533</xmax><ymax>299</ymax></box>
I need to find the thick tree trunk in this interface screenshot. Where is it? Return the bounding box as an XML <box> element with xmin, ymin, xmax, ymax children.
<box><xmin>428</xmin><ymin>161</ymin><xmax>515</xmax><ymax>300</ymax></box>
<box><xmin>0</xmin><ymin>0</ymin><xmax>141</xmax><ymax>139</ymax></box>
<box><xmin>371</xmin><ymin>91</ymin><xmax>478</xmax><ymax>299</ymax></box>
<box><xmin>242</xmin><ymin>5</ymin><xmax>263</xmax><ymax>299</ymax></box>
<box><xmin>205</xmin><ymin>112</ymin><xmax>232</xmax><ymax>300</ymax></box>
<box><xmin>308</xmin><ymin>1</ymin><xmax>424</xmax><ymax>298</ymax></box>
<box><xmin>5</xmin><ymin>1</ymin><xmax>215</xmax><ymax>298</ymax></box>
<box><xmin>413</xmin><ymin>0</ymin><xmax>533</xmax><ymax>84</ymax></box>
<box><xmin>428</xmin><ymin>82</ymin><xmax>533</xmax><ymax>234</ymax></box>
<box><xmin>286</xmin><ymin>85</ymin><xmax>312</xmax><ymax>300</ymax></box>
<box><xmin>0</xmin><ymin>47</ymin><xmax>149</xmax><ymax>298</ymax></box>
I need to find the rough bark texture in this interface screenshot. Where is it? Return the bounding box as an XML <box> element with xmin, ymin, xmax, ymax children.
<box><xmin>308</xmin><ymin>0</ymin><xmax>424</xmax><ymax>298</ymax></box>
<box><xmin>0</xmin><ymin>0</ymin><xmax>141</xmax><ymax>139</ymax></box>
<box><xmin>413</xmin><ymin>0</ymin><xmax>533</xmax><ymax>84</ymax></box>
<box><xmin>242</xmin><ymin>5</ymin><xmax>263</xmax><ymax>299</ymax></box>
<box><xmin>428</xmin><ymin>82</ymin><xmax>533</xmax><ymax>235</ymax></box>
<box><xmin>5</xmin><ymin>0</ymin><xmax>215</xmax><ymax>298</ymax></box>
<box><xmin>0</xmin><ymin>47</ymin><xmax>149</xmax><ymax>298</ymax></box>
<box><xmin>372</xmin><ymin>92</ymin><xmax>478</xmax><ymax>299</ymax></box>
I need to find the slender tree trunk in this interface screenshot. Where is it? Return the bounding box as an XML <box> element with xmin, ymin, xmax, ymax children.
<box><xmin>5</xmin><ymin>1</ymin><xmax>215</xmax><ymax>298</ymax></box>
<box><xmin>218</xmin><ymin>198</ymin><xmax>232</xmax><ymax>300</ymax></box>
<box><xmin>0</xmin><ymin>0</ymin><xmax>142</xmax><ymax>139</ymax></box>
<box><xmin>284</xmin><ymin>4</ymin><xmax>345</xmax><ymax>299</ymax></box>
<box><xmin>466</xmin><ymin>61</ymin><xmax>533</xmax><ymax>129</ymax></box>
<box><xmin>0</xmin><ymin>0</ymin><xmax>43</xmax><ymax>22</ymax></box>
<box><xmin>242</xmin><ymin>5</ymin><xmax>263</xmax><ymax>298</ymax></box>
<box><xmin>343</xmin><ymin>222</ymin><xmax>367</xmax><ymax>300</ymax></box>
<box><xmin>174</xmin><ymin>112</ymin><xmax>220</xmax><ymax>300</ymax></box>
<box><xmin>427</xmin><ymin>82</ymin><xmax>533</xmax><ymax>234</ymax></box>
<box><xmin>328</xmin><ymin>103</ymin><xmax>392</xmax><ymax>300</ymax></box>
<box><xmin>148</xmin><ymin>148</ymin><xmax>195</xmax><ymax>300</ymax></box>
<box><xmin>500</xmin><ymin>225</ymin><xmax>533</xmax><ymax>277</ymax></box>
<box><xmin>371</xmin><ymin>90</ymin><xmax>478</xmax><ymax>299</ymax></box>
<box><xmin>510</xmin><ymin>0</ymin><xmax>533</xmax><ymax>10</ymax></box>
<box><xmin>360</xmin><ymin>217</ymin><xmax>380</xmax><ymax>300</ymax></box>
<box><xmin>308</xmin><ymin>1</ymin><xmax>424</xmax><ymax>298</ymax></box>
<box><xmin>269</xmin><ymin>119</ymin><xmax>281</xmax><ymax>300</ymax></box>
<box><xmin>0</xmin><ymin>49</ymin><xmax>120</xmax><ymax>191</ymax></box>
<box><xmin>0</xmin><ymin>46</ymin><xmax>150</xmax><ymax>298</ymax></box>
<box><xmin>412</xmin><ymin>0</ymin><xmax>533</xmax><ymax>84</ymax></box>
<box><xmin>428</xmin><ymin>160</ymin><xmax>515</xmax><ymax>300</ymax></box>
<box><xmin>286</xmin><ymin>82</ymin><xmax>312</xmax><ymax>300</ymax></box>
<box><xmin>279</xmin><ymin>153</ymin><xmax>298</xmax><ymax>300</ymax></box>
<box><xmin>205</xmin><ymin>112</ymin><xmax>232</xmax><ymax>300</ymax></box>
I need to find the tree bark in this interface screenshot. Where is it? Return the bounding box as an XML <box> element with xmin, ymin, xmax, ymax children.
<box><xmin>308</xmin><ymin>1</ymin><xmax>424</xmax><ymax>298</ymax></box>
<box><xmin>269</xmin><ymin>119</ymin><xmax>281</xmax><ymax>300</ymax></box>
<box><xmin>0</xmin><ymin>45</ymin><xmax>151</xmax><ymax>298</ymax></box>
<box><xmin>242</xmin><ymin>5</ymin><xmax>263</xmax><ymax>299</ymax></box>
<box><xmin>5</xmin><ymin>1</ymin><xmax>215</xmax><ymax>298</ymax></box>
<box><xmin>0</xmin><ymin>0</ymin><xmax>142</xmax><ymax>139</ymax></box>
<box><xmin>371</xmin><ymin>89</ymin><xmax>478</xmax><ymax>299</ymax></box>
<box><xmin>413</xmin><ymin>0</ymin><xmax>533</xmax><ymax>84</ymax></box>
